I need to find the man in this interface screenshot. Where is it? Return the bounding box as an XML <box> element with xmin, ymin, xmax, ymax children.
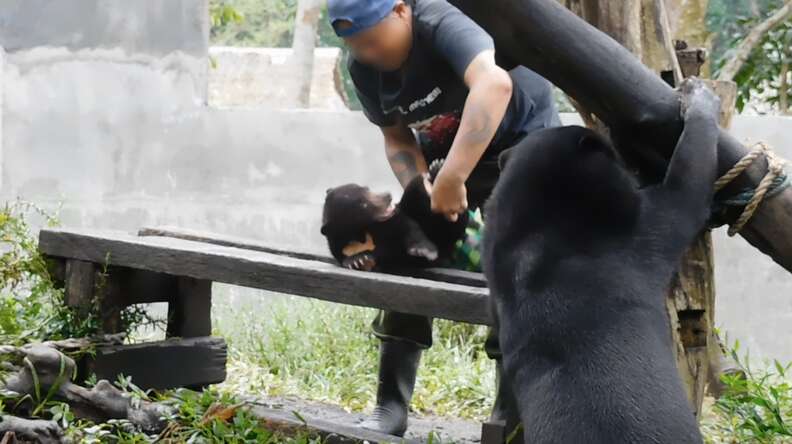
<box><xmin>328</xmin><ymin>0</ymin><xmax>561</xmax><ymax>437</ymax></box>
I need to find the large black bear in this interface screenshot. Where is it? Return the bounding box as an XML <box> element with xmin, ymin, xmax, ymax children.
<box><xmin>321</xmin><ymin>160</ymin><xmax>468</xmax><ymax>271</ymax></box>
<box><xmin>481</xmin><ymin>79</ymin><xmax>720</xmax><ymax>444</ymax></box>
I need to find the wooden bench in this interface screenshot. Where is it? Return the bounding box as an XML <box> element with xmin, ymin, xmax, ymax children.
<box><xmin>38</xmin><ymin>226</ymin><xmax>498</xmax><ymax>443</ymax></box>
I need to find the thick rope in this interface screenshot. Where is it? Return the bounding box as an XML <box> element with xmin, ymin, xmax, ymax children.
<box><xmin>713</xmin><ymin>142</ymin><xmax>790</xmax><ymax>237</ymax></box>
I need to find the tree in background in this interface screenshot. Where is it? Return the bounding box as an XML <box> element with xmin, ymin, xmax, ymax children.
<box><xmin>208</xmin><ymin>0</ymin><xmax>789</xmax><ymax>115</ymax></box>
<box><xmin>709</xmin><ymin>0</ymin><xmax>792</xmax><ymax>114</ymax></box>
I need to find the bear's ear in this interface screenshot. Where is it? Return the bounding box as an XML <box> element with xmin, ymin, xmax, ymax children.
<box><xmin>497</xmin><ymin>148</ymin><xmax>514</xmax><ymax>171</ymax></box>
<box><xmin>320</xmin><ymin>222</ymin><xmax>332</xmax><ymax>236</ymax></box>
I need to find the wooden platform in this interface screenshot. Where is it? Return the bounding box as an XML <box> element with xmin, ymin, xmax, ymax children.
<box><xmin>40</xmin><ymin>227</ymin><xmax>491</xmax><ymax>325</ymax></box>
<box><xmin>38</xmin><ymin>226</ymin><xmax>498</xmax><ymax>442</ymax></box>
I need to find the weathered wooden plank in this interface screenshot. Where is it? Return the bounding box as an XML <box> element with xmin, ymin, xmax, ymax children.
<box><xmin>167</xmin><ymin>277</ymin><xmax>212</xmax><ymax>338</ymax></box>
<box><xmin>249</xmin><ymin>404</ymin><xmax>420</xmax><ymax>444</ymax></box>
<box><xmin>139</xmin><ymin>226</ymin><xmax>488</xmax><ymax>288</ymax></box>
<box><xmin>40</xmin><ymin>228</ymin><xmax>492</xmax><ymax>326</ymax></box>
<box><xmin>139</xmin><ymin>226</ymin><xmax>335</xmax><ymax>264</ymax></box>
<box><xmin>87</xmin><ymin>337</ymin><xmax>227</xmax><ymax>390</ymax></box>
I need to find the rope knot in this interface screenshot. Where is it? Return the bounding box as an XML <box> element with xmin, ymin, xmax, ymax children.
<box><xmin>713</xmin><ymin>141</ymin><xmax>790</xmax><ymax>237</ymax></box>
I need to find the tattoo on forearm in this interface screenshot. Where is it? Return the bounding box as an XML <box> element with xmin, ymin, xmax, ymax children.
<box><xmin>389</xmin><ymin>151</ymin><xmax>419</xmax><ymax>186</ymax></box>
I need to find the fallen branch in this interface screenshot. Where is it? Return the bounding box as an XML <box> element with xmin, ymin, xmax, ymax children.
<box><xmin>2</xmin><ymin>344</ymin><xmax>172</xmax><ymax>435</ymax></box>
<box><xmin>0</xmin><ymin>416</ymin><xmax>63</xmax><ymax>444</ymax></box>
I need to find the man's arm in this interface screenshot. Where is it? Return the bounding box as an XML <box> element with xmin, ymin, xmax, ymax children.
<box><xmin>382</xmin><ymin>122</ymin><xmax>429</xmax><ymax>188</ymax></box>
<box><xmin>432</xmin><ymin>49</ymin><xmax>513</xmax><ymax>220</ymax></box>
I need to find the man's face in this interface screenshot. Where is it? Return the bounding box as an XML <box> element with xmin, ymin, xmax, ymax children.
<box><xmin>340</xmin><ymin>3</ymin><xmax>413</xmax><ymax>72</ymax></box>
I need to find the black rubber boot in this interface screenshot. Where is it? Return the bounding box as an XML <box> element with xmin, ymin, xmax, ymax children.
<box><xmin>490</xmin><ymin>360</ymin><xmax>523</xmax><ymax>443</ymax></box>
<box><xmin>360</xmin><ymin>340</ymin><xmax>422</xmax><ymax>437</ymax></box>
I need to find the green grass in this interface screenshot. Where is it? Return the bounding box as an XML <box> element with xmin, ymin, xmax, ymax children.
<box><xmin>2</xmin><ymin>200</ymin><xmax>792</xmax><ymax>442</ymax></box>
<box><xmin>213</xmin><ymin>292</ymin><xmax>496</xmax><ymax>420</ymax></box>
<box><xmin>701</xmin><ymin>342</ymin><xmax>792</xmax><ymax>443</ymax></box>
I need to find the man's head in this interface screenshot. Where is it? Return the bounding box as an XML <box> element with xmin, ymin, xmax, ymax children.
<box><xmin>328</xmin><ymin>0</ymin><xmax>413</xmax><ymax>71</ymax></box>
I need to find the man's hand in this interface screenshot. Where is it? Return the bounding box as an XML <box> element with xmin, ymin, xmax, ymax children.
<box><xmin>430</xmin><ymin>171</ymin><xmax>468</xmax><ymax>222</ymax></box>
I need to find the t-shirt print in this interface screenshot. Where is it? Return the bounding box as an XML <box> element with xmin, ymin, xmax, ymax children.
<box><xmin>409</xmin><ymin>111</ymin><xmax>462</xmax><ymax>150</ymax></box>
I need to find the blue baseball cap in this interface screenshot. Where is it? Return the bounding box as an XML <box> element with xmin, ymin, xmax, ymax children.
<box><xmin>328</xmin><ymin>0</ymin><xmax>399</xmax><ymax>37</ymax></box>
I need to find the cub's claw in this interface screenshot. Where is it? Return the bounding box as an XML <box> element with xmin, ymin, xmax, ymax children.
<box><xmin>408</xmin><ymin>244</ymin><xmax>439</xmax><ymax>261</ymax></box>
<box><xmin>342</xmin><ymin>252</ymin><xmax>377</xmax><ymax>271</ymax></box>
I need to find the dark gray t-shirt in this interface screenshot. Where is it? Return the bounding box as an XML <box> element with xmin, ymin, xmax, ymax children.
<box><xmin>349</xmin><ymin>0</ymin><xmax>560</xmax><ymax>162</ymax></box>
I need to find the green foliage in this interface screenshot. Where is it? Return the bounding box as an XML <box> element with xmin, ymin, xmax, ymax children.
<box><xmin>0</xmin><ymin>201</ymin><xmax>63</xmax><ymax>344</ymax></box>
<box><xmin>702</xmin><ymin>340</ymin><xmax>792</xmax><ymax>443</ymax></box>
<box><xmin>215</xmin><ymin>295</ymin><xmax>495</xmax><ymax>419</ymax></box>
<box><xmin>158</xmin><ymin>389</ymin><xmax>322</xmax><ymax>443</ymax></box>
<box><xmin>210</xmin><ymin>2</ymin><xmax>245</xmax><ymax>30</ymax></box>
<box><xmin>1</xmin><ymin>370</ymin><xmax>322</xmax><ymax>443</ymax></box>
<box><xmin>0</xmin><ymin>201</ymin><xmax>157</xmax><ymax>343</ymax></box>
<box><xmin>210</xmin><ymin>0</ymin><xmax>297</xmax><ymax>47</ymax></box>
<box><xmin>707</xmin><ymin>0</ymin><xmax>778</xmax><ymax>61</ymax></box>
<box><xmin>709</xmin><ymin>0</ymin><xmax>792</xmax><ymax>113</ymax></box>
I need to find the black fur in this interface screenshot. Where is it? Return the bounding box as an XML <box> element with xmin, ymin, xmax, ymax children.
<box><xmin>482</xmin><ymin>79</ymin><xmax>720</xmax><ymax>444</ymax></box>
<box><xmin>321</xmin><ymin>161</ymin><xmax>468</xmax><ymax>271</ymax></box>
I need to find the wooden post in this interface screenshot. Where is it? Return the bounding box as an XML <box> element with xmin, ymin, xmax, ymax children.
<box><xmin>166</xmin><ymin>277</ymin><xmax>213</xmax><ymax>338</ymax></box>
<box><xmin>666</xmin><ymin>70</ymin><xmax>738</xmax><ymax>415</ymax></box>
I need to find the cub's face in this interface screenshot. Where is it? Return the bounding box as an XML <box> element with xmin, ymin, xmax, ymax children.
<box><xmin>321</xmin><ymin>184</ymin><xmax>395</xmax><ymax>236</ymax></box>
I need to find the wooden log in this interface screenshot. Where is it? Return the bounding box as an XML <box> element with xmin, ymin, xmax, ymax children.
<box><xmin>0</xmin><ymin>416</ymin><xmax>62</xmax><ymax>444</ymax></box>
<box><xmin>448</xmin><ymin>0</ymin><xmax>792</xmax><ymax>273</ymax></box>
<box><xmin>139</xmin><ymin>226</ymin><xmax>488</xmax><ymax>288</ymax></box>
<box><xmin>3</xmin><ymin>344</ymin><xmax>171</xmax><ymax>432</ymax></box>
<box><xmin>657</xmin><ymin>56</ymin><xmax>736</xmax><ymax>417</ymax></box>
<box><xmin>87</xmin><ymin>336</ymin><xmax>227</xmax><ymax>391</ymax></box>
<box><xmin>40</xmin><ymin>228</ymin><xmax>492</xmax><ymax>325</ymax></box>
<box><xmin>666</xmin><ymin>233</ymin><xmax>715</xmax><ymax>417</ymax></box>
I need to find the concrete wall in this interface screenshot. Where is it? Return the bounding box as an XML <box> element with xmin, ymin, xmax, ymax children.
<box><xmin>209</xmin><ymin>47</ymin><xmax>347</xmax><ymax>110</ymax></box>
<box><xmin>1</xmin><ymin>0</ymin><xmax>791</xmax><ymax>362</ymax></box>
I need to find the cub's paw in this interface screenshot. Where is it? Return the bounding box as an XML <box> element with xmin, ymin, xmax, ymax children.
<box><xmin>679</xmin><ymin>78</ymin><xmax>720</xmax><ymax>120</ymax></box>
<box><xmin>342</xmin><ymin>252</ymin><xmax>377</xmax><ymax>271</ymax></box>
<box><xmin>407</xmin><ymin>243</ymin><xmax>439</xmax><ymax>262</ymax></box>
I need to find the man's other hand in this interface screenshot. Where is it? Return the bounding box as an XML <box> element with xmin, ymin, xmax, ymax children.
<box><xmin>430</xmin><ymin>171</ymin><xmax>468</xmax><ymax>222</ymax></box>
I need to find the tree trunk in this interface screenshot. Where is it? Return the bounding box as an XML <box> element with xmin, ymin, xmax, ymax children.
<box><xmin>717</xmin><ymin>1</ymin><xmax>792</xmax><ymax>81</ymax></box>
<box><xmin>559</xmin><ymin>0</ymin><xmax>719</xmax><ymax>416</ymax></box>
<box><xmin>450</xmin><ymin>0</ymin><xmax>792</xmax><ymax>275</ymax></box>
<box><xmin>289</xmin><ymin>0</ymin><xmax>324</xmax><ymax>108</ymax></box>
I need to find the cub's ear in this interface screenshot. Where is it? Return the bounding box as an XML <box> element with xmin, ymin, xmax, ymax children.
<box><xmin>497</xmin><ymin>148</ymin><xmax>514</xmax><ymax>171</ymax></box>
<box><xmin>320</xmin><ymin>223</ymin><xmax>332</xmax><ymax>236</ymax></box>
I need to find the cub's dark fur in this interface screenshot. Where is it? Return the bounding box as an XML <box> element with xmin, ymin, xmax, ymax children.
<box><xmin>321</xmin><ymin>162</ymin><xmax>468</xmax><ymax>271</ymax></box>
<box><xmin>482</xmin><ymin>80</ymin><xmax>720</xmax><ymax>444</ymax></box>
